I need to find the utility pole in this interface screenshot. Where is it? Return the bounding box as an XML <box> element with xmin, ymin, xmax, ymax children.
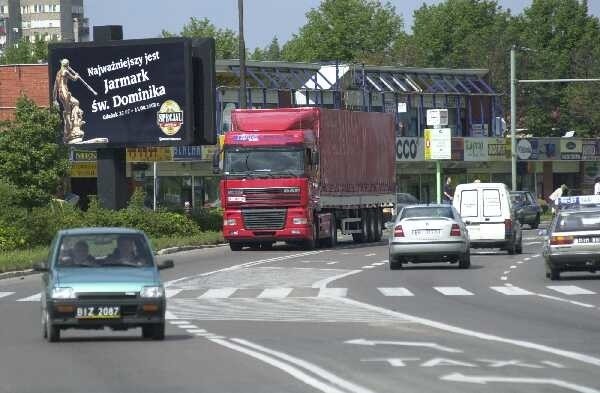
<box><xmin>238</xmin><ymin>0</ymin><xmax>246</xmax><ymax>109</ymax></box>
<box><xmin>510</xmin><ymin>46</ymin><xmax>517</xmax><ymax>191</ymax></box>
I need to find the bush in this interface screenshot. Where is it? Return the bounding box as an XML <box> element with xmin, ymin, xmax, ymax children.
<box><xmin>191</xmin><ymin>208</ymin><xmax>223</xmax><ymax>232</ymax></box>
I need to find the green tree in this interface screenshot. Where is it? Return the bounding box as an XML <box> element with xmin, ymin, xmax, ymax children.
<box><xmin>281</xmin><ymin>0</ymin><xmax>403</xmax><ymax>64</ymax></box>
<box><xmin>515</xmin><ymin>0</ymin><xmax>600</xmax><ymax>136</ymax></box>
<box><xmin>162</xmin><ymin>17</ymin><xmax>238</xmax><ymax>59</ymax></box>
<box><xmin>250</xmin><ymin>36</ymin><xmax>281</xmax><ymax>61</ymax></box>
<box><xmin>0</xmin><ymin>97</ymin><xmax>68</xmax><ymax>208</ymax></box>
<box><xmin>0</xmin><ymin>37</ymin><xmax>49</xmax><ymax>64</ymax></box>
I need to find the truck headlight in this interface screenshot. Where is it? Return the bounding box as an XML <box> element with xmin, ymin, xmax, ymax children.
<box><xmin>140</xmin><ymin>286</ymin><xmax>164</xmax><ymax>298</ymax></box>
<box><xmin>292</xmin><ymin>217</ymin><xmax>308</xmax><ymax>225</ymax></box>
<box><xmin>51</xmin><ymin>287</ymin><xmax>76</xmax><ymax>299</ymax></box>
<box><xmin>224</xmin><ymin>218</ymin><xmax>237</xmax><ymax>226</ymax></box>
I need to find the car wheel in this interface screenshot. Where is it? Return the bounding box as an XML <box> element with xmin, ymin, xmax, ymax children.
<box><xmin>45</xmin><ymin>309</ymin><xmax>60</xmax><ymax>343</ymax></box>
<box><xmin>152</xmin><ymin>323</ymin><xmax>165</xmax><ymax>340</ymax></box>
<box><xmin>516</xmin><ymin>239</ymin><xmax>523</xmax><ymax>254</ymax></box>
<box><xmin>389</xmin><ymin>255</ymin><xmax>402</xmax><ymax>270</ymax></box>
<box><xmin>549</xmin><ymin>267</ymin><xmax>560</xmax><ymax>281</ymax></box>
<box><xmin>322</xmin><ymin>216</ymin><xmax>337</xmax><ymax>248</ymax></box>
<box><xmin>458</xmin><ymin>251</ymin><xmax>471</xmax><ymax>269</ymax></box>
<box><xmin>531</xmin><ymin>215</ymin><xmax>540</xmax><ymax>229</ymax></box>
<box><xmin>507</xmin><ymin>240</ymin><xmax>516</xmax><ymax>255</ymax></box>
<box><xmin>229</xmin><ymin>242</ymin><xmax>243</xmax><ymax>251</ymax></box>
<box><xmin>41</xmin><ymin>307</ymin><xmax>47</xmax><ymax>339</ymax></box>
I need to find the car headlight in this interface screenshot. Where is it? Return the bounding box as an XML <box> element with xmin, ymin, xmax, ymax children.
<box><xmin>51</xmin><ymin>287</ymin><xmax>76</xmax><ymax>299</ymax></box>
<box><xmin>140</xmin><ymin>286</ymin><xmax>164</xmax><ymax>298</ymax></box>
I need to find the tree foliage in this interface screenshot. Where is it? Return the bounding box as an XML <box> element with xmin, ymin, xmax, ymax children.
<box><xmin>0</xmin><ymin>38</ymin><xmax>49</xmax><ymax>64</ymax></box>
<box><xmin>162</xmin><ymin>17</ymin><xmax>238</xmax><ymax>59</ymax></box>
<box><xmin>0</xmin><ymin>97</ymin><xmax>68</xmax><ymax>208</ymax></box>
<box><xmin>281</xmin><ymin>0</ymin><xmax>403</xmax><ymax>64</ymax></box>
<box><xmin>250</xmin><ymin>37</ymin><xmax>282</xmax><ymax>61</ymax></box>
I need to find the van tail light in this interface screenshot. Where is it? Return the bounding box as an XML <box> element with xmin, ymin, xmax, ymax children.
<box><xmin>504</xmin><ymin>219</ymin><xmax>512</xmax><ymax>233</ymax></box>
<box><xmin>394</xmin><ymin>225</ymin><xmax>405</xmax><ymax>237</ymax></box>
<box><xmin>450</xmin><ymin>224</ymin><xmax>461</xmax><ymax>237</ymax></box>
<box><xmin>550</xmin><ymin>235</ymin><xmax>574</xmax><ymax>245</ymax></box>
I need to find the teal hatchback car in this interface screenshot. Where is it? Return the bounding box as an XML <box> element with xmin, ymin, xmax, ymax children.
<box><xmin>34</xmin><ymin>228</ymin><xmax>174</xmax><ymax>342</ymax></box>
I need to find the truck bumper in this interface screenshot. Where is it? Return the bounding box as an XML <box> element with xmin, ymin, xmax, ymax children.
<box><xmin>224</xmin><ymin>226</ymin><xmax>311</xmax><ymax>243</ymax></box>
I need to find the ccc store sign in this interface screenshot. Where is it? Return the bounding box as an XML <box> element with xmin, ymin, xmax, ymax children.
<box><xmin>396</xmin><ymin>138</ymin><xmax>424</xmax><ymax>161</ymax></box>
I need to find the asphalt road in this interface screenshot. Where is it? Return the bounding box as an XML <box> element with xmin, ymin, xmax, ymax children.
<box><xmin>2</xmin><ymin>228</ymin><xmax>600</xmax><ymax>393</ymax></box>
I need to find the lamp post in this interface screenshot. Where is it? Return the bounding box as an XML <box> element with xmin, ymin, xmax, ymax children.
<box><xmin>238</xmin><ymin>0</ymin><xmax>246</xmax><ymax>109</ymax></box>
<box><xmin>510</xmin><ymin>46</ymin><xmax>517</xmax><ymax>191</ymax></box>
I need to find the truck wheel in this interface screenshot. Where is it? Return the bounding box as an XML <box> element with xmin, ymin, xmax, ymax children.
<box><xmin>353</xmin><ymin>211</ymin><xmax>368</xmax><ymax>243</ymax></box>
<box><xmin>229</xmin><ymin>242</ymin><xmax>243</xmax><ymax>251</ymax></box>
<box><xmin>374</xmin><ymin>210</ymin><xmax>383</xmax><ymax>242</ymax></box>
<box><xmin>322</xmin><ymin>217</ymin><xmax>337</xmax><ymax>248</ymax></box>
<box><xmin>367</xmin><ymin>209</ymin><xmax>376</xmax><ymax>242</ymax></box>
<box><xmin>305</xmin><ymin>222</ymin><xmax>318</xmax><ymax>250</ymax></box>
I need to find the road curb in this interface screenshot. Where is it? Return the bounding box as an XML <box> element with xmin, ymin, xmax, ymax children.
<box><xmin>0</xmin><ymin>243</ymin><xmax>228</xmax><ymax>280</ymax></box>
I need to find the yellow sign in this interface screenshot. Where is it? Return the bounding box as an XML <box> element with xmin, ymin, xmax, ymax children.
<box><xmin>126</xmin><ymin>147</ymin><xmax>173</xmax><ymax>162</ymax></box>
<box><xmin>69</xmin><ymin>162</ymin><xmax>97</xmax><ymax>178</ymax></box>
<box><xmin>424</xmin><ymin>128</ymin><xmax>451</xmax><ymax>160</ymax></box>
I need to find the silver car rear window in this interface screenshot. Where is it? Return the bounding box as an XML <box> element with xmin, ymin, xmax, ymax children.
<box><xmin>556</xmin><ymin>211</ymin><xmax>600</xmax><ymax>232</ymax></box>
<box><xmin>401</xmin><ymin>207</ymin><xmax>453</xmax><ymax>219</ymax></box>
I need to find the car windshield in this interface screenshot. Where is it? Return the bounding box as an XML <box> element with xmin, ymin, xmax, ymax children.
<box><xmin>555</xmin><ymin>211</ymin><xmax>600</xmax><ymax>232</ymax></box>
<box><xmin>510</xmin><ymin>193</ymin><xmax>525</xmax><ymax>204</ymax></box>
<box><xmin>56</xmin><ymin>234</ymin><xmax>153</xmax><ymax>268</ymax></box>
<box><xmin>224</xmin><ymin>147</ymin><xmax>305</xmax><ymax>177</ymax></box>
<box><xmin>401</xmin><ymin>206</ymin><xmax>454</xmax><ymax>219</ymax></box>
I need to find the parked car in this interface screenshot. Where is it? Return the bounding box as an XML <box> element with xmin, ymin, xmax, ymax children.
<box><xmin>453</xmin><ymin>182</ymin><xmax>522</xmax><ymax>254</ymax></box>
<box><xmin>34</xmin><ymin>228</ymin><xmax>174</xmax><ymax>342</ymax></box>
<box><xmin>510</xmin><ymin>191</ymin><xmax>542</xmax><ymax>229</ymax></box>
<box><xmin>542</xmin><ymin>196</ymin><xmax>600</xmax><ymax>280</ymax></box>
<box><xmin>387</xmin><ymin>204</ymin><xmax>470</xmax><ymax>269</ymax></box>
<box><xmin>393</xmin><ymin>193</ymin><xmax>420</xmax><ymax>216</ymax></box>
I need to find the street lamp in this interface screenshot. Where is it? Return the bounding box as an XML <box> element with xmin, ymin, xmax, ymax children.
<box><xmin>238</xmin><ymin>0</ymin><xmax>246</xmax><ymax>109</ymax></box>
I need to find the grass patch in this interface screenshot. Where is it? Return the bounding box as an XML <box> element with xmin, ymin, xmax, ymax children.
<box><xmin>0</xmin><ymin>232</ymin><xmax>224</xmax><ymax>274</ymax></box>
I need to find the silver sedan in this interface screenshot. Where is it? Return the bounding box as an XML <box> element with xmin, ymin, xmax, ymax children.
<box><xmin>387</xmin><ymin>204</ymin><xmax>470</xmax><ymax>270</ymax></box>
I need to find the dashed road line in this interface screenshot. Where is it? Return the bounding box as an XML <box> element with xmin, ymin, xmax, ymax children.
<box><xmin>434</xmin><ymin>287</ymin><xmax>474</xmax><ymax>296</ymax></box>
<box><xmin>491</xmin><ymin>286</ymin><xmax>533</xmax><ymax>296</ymax></box>
<box><xmin>198</xmin><ymin>288</ymin><xmax>238</xmax><ymax>299</ymax></box>
<box><xmin>365</xmin><ymin>253</ymin><xmax>377</xmax><ymax>257</ymax></box>
<box><xmin>0</xmin><ymin>291</ymin><xmax>15</xmax><ymax>299</ymax></box>
<box><xmin>547</xmin><ymin>286</ymin><xmax>596</xmax><ymax>296</ymax></box>
<box><xmin>378</xmin><ymin>287</ymin><xmax>414</xmax><ymax>297</ymax></box>
<box><xmin>16</xmin><ymin>292</ymin><xmax>41</xmax><ymax>302</ymax></box>
<box><xmin>258</xmin><ymin>287</ymin><xmax>294</xmax><ymax>299</ymax></box>
<box><xmin>362</xmin><ymin>265</ymin><xmax>375</xmax><ymax>269</ymax></box>
<box><xmin>318</xmin><ymin>288</ymin><xmax>348</xmax><ymax>298</ymax></box>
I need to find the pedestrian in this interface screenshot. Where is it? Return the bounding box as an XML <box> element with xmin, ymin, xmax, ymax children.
<box><xmin>548</xmin><ymin>184</ymin><xmax>567</xmax><ymax>214</ymax></box>
<box><xmin>594</xmin><ymin>177</ymin><xmax>600</xmax><ymax>195</ymax></box>
<box><xmin>183</xmin><ymin>201</ymin><xmax>192</xmax><ymax>216</ymax></box>
<box><xmin>442</xmin><ymin>177</ymin><xmax>453</xmax><ymax>204</ymax></box>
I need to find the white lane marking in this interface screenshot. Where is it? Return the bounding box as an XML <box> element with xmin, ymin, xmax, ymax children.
<box><xmin>372</xmin><ymin>262</ymin><xmax>386</xmax><ymax>266</ymax></box>
<box><xmin>524</xmin><ymin>257</ymin><xmax>532</xmax><ymax>261</ymax></box>
<box><xmin>318</xmin><ymin>288</ymin><xmax>348</xmax><ymax>298</ymax></box>
<box><xmin>0</xmin><ymin>292</ymin><xmax>15</xmax><ymax>299</ymax></box>
<box><xmin>345</xmin><ymin>339</ymin><xmax>462</xmax><ymax>353</ymax></box>
<box><xmin>165</xmin><ymin>311</ymin><xmax>178</xmax><ymax>320</ymax></box>
<box><xmin>505</xmin><ymin>283</ymin><xmax>514</xmax><ymax>287</ymax></box>
<box><xmin>365</xmin><ymin>253</ymin><xmax>377</xmax><ymax>257</ymax></box>
<box><xmin>198</xmin><ymin>288</ymin><xmax>238</xmax><ymax>299</ymax></box>
<box><xmin>210</xmin><ymin>338</ymin><xmax>348</xmax><ymax>393</ymax></box>
<box><xmin>16</xmin><ymin>292</ymin><xmax>41</xmax><ymax>302</ymax></box>
<box><xmin>434</xmin><ymin>287</ymin><xmax>474</xmax><ymax>296</ymax></box>
<box><xmin>547</xmin><ymin>286</ymin><xmax>596</xmax><ymax>296</ymax></box>
<box><xmin>168</xmin><ymin>320</ymin><xmax>190</xmax><ymax>325</ymax></box>
<box><xmin>510</xmin><ymin>265</ymin><xmax>517</xmax><ymax>269</ymax></box>
<box><xmin>337</xmin><ymin>297</ymin><xmax>600</xmax><ymax>367</ymax></box>
<box><xmin>569</xmin><ymin>301</ymin><xmax>596</xmax><ymax>308</ymax></box>
<box><xmin>165</xmin><ymin>288</ymin><xmax>183</xmax><ymax>298</ymax></box>
<box><xmin>165</xmin><ymin>250</ymin><xmax>326</xmax><ymax>287</ymax></box>
<box><xmin>326</xmin><ymin>262</ymin><xmax>338</xmax><ymax>265</ymax></box>
<box><xmin>517</xmin><ymin>262</ymin><xmax>523</xmax><ymax>265</ymax></box>
<box><xmin>525</xmin><ymin>242</ymin><xmax>541</xmax><ymax>246</ymax></box>
<box><xmin>533</xmin><ymin>254</ymin><xmax>541</xmax><ymax>258</ymax></box>
<box><xmin>491</xmin><ymin>286</ymin><xmax>533</xmax><ymax>296</ymax></box>
<box><xmin>379</xmin><ymin>259</ymin><xmax>389</xmax><ymax>263</ymax></box>
<box><xmin>378</xmin><ymin>287</ymin><xmax>414</xmax><ymax>297</ymax></box>
<box><xmin>186</xmin><ymin>329</ymin><xmax>207</xmax><ymax>334</ymax></box>
<box><xmin>503</xmin><ymin>271</ymin><xmax>511</xmax><ymax>274</ymax></box>
<box><xmin>233</xmin><ymin>338</ymin><xmax>377</xmax><ymax>393</ymax></box>
<box><xmin>541</xmin><ymin>360</ymin><xmax>566</xmax><ymax>368</ymax></box>
<box><xmin>362</xmin><ymin>265</ymin><xmax>375</xmax><ymax>269</ymax></box>
<box><xmin>257</xmin><ymin>288</ymin><xmax>293</xmax><ymax>299</ymax></box>
<box><xmin>178</xmin><ymin>325</ymin><xmax>198</xmax><ymax>329</ymax></box>
<box><xmin>311</xmin><ymin>269</ymin><xmax>362</xmax><ymax>289</ymax></box>
<box><xmin>500</xmin><ymin>276</ymin><xmax>508</xmax><ymax>281</ymax></box>
<box><xmin>440</xmin><ymin>372</ymin><xmax>600</xmax><ymax>393</ymax></box>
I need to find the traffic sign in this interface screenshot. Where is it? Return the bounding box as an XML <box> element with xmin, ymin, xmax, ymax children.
<box><xmin>427</xmin><ymin>109</ymin><xmax>449</xmax><ymax>126</ymax></box>
<box><xmin>424</xmin><ymin>128</ymin><xmax>451</xmax><ymax>160</ymax></box>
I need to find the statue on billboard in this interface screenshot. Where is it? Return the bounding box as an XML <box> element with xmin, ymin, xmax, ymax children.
<box><xmin>53</xmin><ymin>58</ymin><xmax>97</xmax><ymax>144</ymax></box>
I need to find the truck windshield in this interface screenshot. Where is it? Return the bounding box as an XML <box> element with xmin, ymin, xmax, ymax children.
<box><xmin>224</xmin><ymin>147</ymin><xmax>304</xmax><ymax>177</ymax></box>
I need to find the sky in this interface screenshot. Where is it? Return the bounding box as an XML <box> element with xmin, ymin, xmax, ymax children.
<box><xmin>86</xmin><ymin>0</ymin><xmax>600</xmax><ymax>50</ymax></box>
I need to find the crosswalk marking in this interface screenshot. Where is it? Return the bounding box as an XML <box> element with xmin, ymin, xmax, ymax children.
<box><xmin>378</xmin><ymin>287</ymin><xmax>414</xmax><ymax>297</ymax></box>
<box><xmin>318</xmin><ymin>288</ymin><xmax>347</xmax><ymax>298</ymax></box>
<box><xmin>434</xmin><ymin>287</ymin><xmax>474</xmax><ymax>296</ymax></box>
<box><xmin>166</xmin><ymin>289</ymin><xmax>183</xmax><ymax>298</ymax></box>
<box><xmin>0</xmin><ymin>292</ymin><xmax>15</xmax><ymax>299</ymax></box>
<box><xmin>547</xmin><ymin>286</ymin><xmax>596</xmax><ymax>295</ymax></box>
<box><xmin>16</xmin><ymin>292</ymin><xmax>41</xmax><ymax>302</ymax></box>
<box><xmin>490</xmin><ymin>286</ymin><xmax>533</xmax><ymax>296</ymax></box>
<box><xmin>198</xmin><ymin>288</ymin><xmax>237</xmax><ymax>299</ymax></box>
<box><xmin>257</xmin><ymin>288</ymin><xmax>293</xmax><ymax>299</ymax></box>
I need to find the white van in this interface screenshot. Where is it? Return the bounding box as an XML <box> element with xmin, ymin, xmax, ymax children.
<box><xmin>453</xmin><ymin>182</ymin><xmax>522</xmax><ymax>254</ymax></box>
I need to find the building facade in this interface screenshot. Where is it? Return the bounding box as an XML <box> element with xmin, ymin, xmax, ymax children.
<box><xmin>0</xmin><ymin>0</ymin><xmax>87</xmax><ymax>52</ymax></box>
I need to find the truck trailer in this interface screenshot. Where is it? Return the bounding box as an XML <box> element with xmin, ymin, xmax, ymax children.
<box><xmin>219</xmin><ymin>107</ymin><xmax>396</xmax><ymax>251</ymax></box>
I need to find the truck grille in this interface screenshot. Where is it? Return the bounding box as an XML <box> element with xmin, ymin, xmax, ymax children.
<box><xmin>242</xmin><ymin>209</ymin><xmax>286</xmax><ymax>230</ymax></box>
<box><xmin>229</xmin><ymin>188</ymin><xmax>301</xmax><ymax>207</ymax></box>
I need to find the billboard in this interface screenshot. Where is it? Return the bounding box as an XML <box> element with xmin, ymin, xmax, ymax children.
<box><xmin>48</xmin><ymin>37</ymin><xmax>215</xmax><ymax>147</ymax></box>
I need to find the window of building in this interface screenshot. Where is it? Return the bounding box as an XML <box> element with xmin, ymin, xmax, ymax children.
<box><xmin>0</xmin><ymin>5</ymin><xmax>5</xmax><ymax>14</ymax></box>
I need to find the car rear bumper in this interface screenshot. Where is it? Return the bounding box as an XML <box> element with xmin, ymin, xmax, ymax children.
<box><xmin>47</xmin><ymin>299</ymin><xmax>165</xmax><ymax>327</ymax></box>
<box><xmin>547</xmin><ymin>253</ymin><xmax>600</xmax><ymax>270</ymax></box>
<box><xmin>390</xmin><ymin>241</ymin><xmax>467</xmax><ymax>260</ymax></box>
<box><xmin>470</xmin><ymin>240</ymin><xmax>511</xmax><ymax>249</ymax></box>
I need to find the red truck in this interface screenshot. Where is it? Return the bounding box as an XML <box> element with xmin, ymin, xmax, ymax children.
<box><xmin>219</xmin><ymin>107</ymin><xmax>396</xmax><ymax>251</ymax></box>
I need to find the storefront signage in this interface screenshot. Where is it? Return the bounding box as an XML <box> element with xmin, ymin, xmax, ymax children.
<box><xmin>126</xmin><ymin>147</ymin><xmax>173</xmax><ymax>162</ymax></box>
<box><xmin>424</xmin><ymin>128</ymin><xmax>451</xmax><ymax>160</ymax></box>
<box><xmin>582</xmin><ymin>141</ymin><xmax>600</xmax><ymax>161</ymax></box>
<box><xmin>451</xmin><ymin>138</ymin><xmax>464</xmax><ymax>161</ymax></box>
<box><xmin>487</xmin><ymin>138</ymin><xmax>510</xmax><ymax>161</ymax></box>
<box><xmin>70</xmin><ymin>149</ymin><xmax>97</xmax><ymax>162</ymax></box>
<box><xmin>396</xmin><ymin>137</ymin><xmax>424</xmax><ymax>161</ymax></box>
<box><xmin>173</xmin><ymin>145</ymin><xmax>202</xmax><ymax>160</ymax></box>
<box><xmin>538</xmin><ymin>139</ymin><xmax>559</xmax><ymax>160</ymax></box>
<box><xmin>49</xmin><ymin>37</ymin><xmax>216</xmax><ymax>147</ymax></box>
<box><xmin>464</xmin><ymin>138</ymin><xmax>488</xmax><ymax>161</ymax></box>
<box><xmin>69</xmin><ymin>162</ymin><xmax>97</xmax><ymax>178</ymax></box>
<box><xmin>517</xmin><ymin>139</ymin><xmax>539</xmax><ymax>160</ymax></box>
<box><xmin>560</xmin><ymin>139</ymin><xmax>583</xmax><ymax>160</ymax></box>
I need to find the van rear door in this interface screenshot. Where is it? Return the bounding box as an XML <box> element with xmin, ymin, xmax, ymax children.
<box><xmin>479</xmin><ymin>188</ymin><xmax>506</xmax><ymax>240</ymax></box>
<box><xmin>458</xmin><ymin>188</ymin><xmax>481</xmax><ymax>240</ymax></box>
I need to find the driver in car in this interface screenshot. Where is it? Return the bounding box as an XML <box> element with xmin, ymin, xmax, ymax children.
<box><xmin>106</xmin><ymin>237</ymin><xmax>147</xmax><ymax>266</ymax></box>
<box><xmin>69</xmin><ymin>240</ymin><xmax>96</xmax><ymax>266</ymax></box>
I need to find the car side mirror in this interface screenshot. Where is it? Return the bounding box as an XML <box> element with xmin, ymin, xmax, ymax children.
<box><xmin>384</xmin><ymin>221</ymin><xmax>395</xmax><ymax>230</ymax></box>
<box><xmin>33</xmin><ymin>262</ymin><xmax>48</xmax><ymax>272</ymax></box>
<box><xmin>157</xmin><ymin>259</ymin><xmax>174</xmax><ymax>270</ymax></box>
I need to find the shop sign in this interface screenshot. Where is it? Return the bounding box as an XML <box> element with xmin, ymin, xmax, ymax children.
<box><xmin>70</xmin><ymin>149</ymin><xmax>97</xmax><ymax>162</ymax></box>
<box><xmin>173</xmin><ymin>145</ymin><xmax>202</xmax><ymax>161</ymax></box>
<box><xmin>471</xmin><ymin>123</ymin><xmax>488</xmax><ymax>137</ymax></box>
<box><xmin>451</xmin><ymin>138</ymin><xmax>464</xmax><ymax>161</ymax></box>
<box><xmin>538</xmin><ymin>139</ymin><xmax>559</xmax><ymax>160</ymax></box>
<box><xmin>424</xmin><ymin>128</ymin><xmax>451</xmax><ymax>160</ymax></box>
<box><xmin>582</xmin><ymin>140</ymin><xmax>600</xmax><ymax>161</ymax></box>
<box><xmin>560</xmin><ymin>139</ymin><xmax>583</xmax><ymax>160</ymax></box>
<box><xmin>487</xmin><ymin>138</ymin><xmax>509</xmax><ymax>161</ymax></box>
<box><xmin>69</xmin><ymin>162</ymin><xmax>97</xmax><ymax>177</ymax></box>
<box><xmin>464</xmin><ymin>138</ymin><xmax>488</xmax><ymax>161</ymax></box>
<box><xmin>126</xmin><ymin>147</ymin><xmax>173</xmax><ymax>162</ymax></box>
<box><xmin>517</xmin><ymin>139</ymin><xmax>539</xmax><ymax>160</ymax></box>
<box><xmin>396</xmin><ymin>137</ymin><xmax>424</xmax><ymax>161</ymax></box>
<box><xmin>201</xmin><ymin>145</ymin><xmax>218</xmax><ymax>161</ymax></box>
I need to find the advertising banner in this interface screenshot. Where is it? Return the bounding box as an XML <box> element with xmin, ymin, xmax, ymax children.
<box><xmin>69</xmin><ymin>162</ymin><xmax>97</xmax><ymax>178</ymax></box>
<box><xmin>538</xmin><ymin>138</ymin><xmax>559</xmax><ymax>160</ymax></box>
<box><xmin>464</xmin><ymin>138</ymin><xmax>488</xmax><ymax>161</ymax></box>
<box><xmin>49</xmin><ymin>38</ymin><xmax>216</xmax><ymax>147</ymax></box>
<box><xmin>582</xmin><ymin>140</ymin><xmax>600</xmax><ymax>161</ymax></box>
<box><xmin>516</xmin><ymin>138</ymin><xmax>539</xmax><ymax>160</ymax></box>
<box><xmin>173</xmin><ymin>146</ymin><xmax>202</xmax><ymax>161</ymax></box>
<box><xmin>487</xmin><ymin>137</ymin><xmax>510</xmax><ymax>161</ymax></box>
<box><xmin>424</xmin><ymin>128</ymin><xmax>451</xmax><ymax>160</ymax></box>
<box><xmin>70</xmin><ymin>149</ymin><xmax>97</xmax><ymax>162</ymax></box>
<box><xmin>396</xmin><ymin>137</ymin><xmax>424</xmax><ymax>161</ymax></box>
<box><xmin>560</xmin><ymin>139</ymin><xmax>583</xmax><ymax>160</ymax></box>
<box><xmin>126</xmin><ymin>147</ymin><xmax>173</xmax><ymax>162</ymax></box>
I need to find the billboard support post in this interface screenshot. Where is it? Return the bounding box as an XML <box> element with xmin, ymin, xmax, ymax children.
<box><xmin>94</xmin><ymin>25</ymin><xmax>127</xmax><ymax>210</ymax></box>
